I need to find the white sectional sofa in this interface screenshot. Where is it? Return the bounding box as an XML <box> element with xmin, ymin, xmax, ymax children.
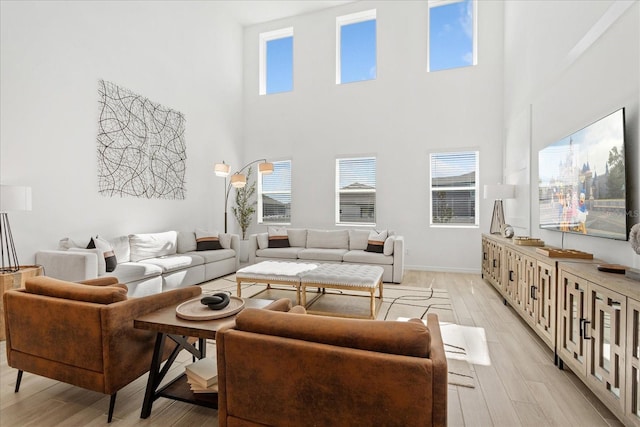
<box><xmin>248</xmin><ymin>228</ymin><xmax>404</xmax><ymax>283</ymax></box>
<box><xmin>35</xmin><ymin>230</ymin><xmax>239</xmax><ymax>296</ymax></box>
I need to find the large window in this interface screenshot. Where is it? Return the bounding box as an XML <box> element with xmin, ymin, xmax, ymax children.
<box><xmin>336</xmin><ymin>157</ymin><xmax>376</xmax><ymax>225</ymax></box>
<box><xmin>259</xmin><ymin>28</ymin><xmax>294</xmax><ymax>95</ymax></box>
<box><xmin>429</xmin><ymin>151</ymin><xmax>478</xmax><ymax>226</ymax></box>
<box><xmin>336</xmin><ymin>9</ymin><xmax>377</xmax><ymax>84</ymax></box>
<box><xmin>428</xmin><ymin>0</ymin><xmax>477</xmax><ymax>72</ymax></box>
<box><xmin>258</xmin><ymin>160</ymin><xmax>291</xmax><ymax>224</ymax></box>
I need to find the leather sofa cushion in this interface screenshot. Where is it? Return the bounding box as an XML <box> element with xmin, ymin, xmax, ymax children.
<box><xmin>343</xmin><ymin>250</ymin><xmax>394</xmax><ymax>265</ymax></box>
<box><xmin>25</xmin><ymin>276</ymin><xmax>127</xmax><ymax>304</ymax></box>
<box><xmin>255</xmin><ymin>247</ymin><xmax>301</xmax><ymax>259</ymax></box>
<box><xmin>236</xmin><ymin>308</ymin><xmax>430</xmax><ymax>357</ymax></box>
<box><xmin>306</xmin><ymin>229</ymin><xmax>349</xmax><ymax>249</ymax></box>
<box><xmin>297</xmin><ymin>248</ymin><xmax>347</xmax><ymax>261</ymax></box>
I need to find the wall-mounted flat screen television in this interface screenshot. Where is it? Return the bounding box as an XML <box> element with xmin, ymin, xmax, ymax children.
<box><xmin>538</xmin><ymin>108</ymin><xmax>627</xmax><ymax>240</ymax></box>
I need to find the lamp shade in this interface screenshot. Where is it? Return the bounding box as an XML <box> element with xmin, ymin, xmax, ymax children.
<box><xmin>0</xmin><ymin>185</ymin><xmax>32</xmax><ymax>212</ymax></box>
<box><xmin>230</xmin><ymin>173</ymin><xmax>246</xmax><ymax>188</ymax></box>
<box><xmin>484</xmin><ymin>184</ymin><xmax>515</xmax><ymax>200</ymax></box>
<box><xmin>259</xmin><ymin>162</ymin><xmax>274</xmax><ymax>174</ymax></box>
<box><xmin>214</xmin><ymin>163</ymin><xmax>230</xmax><ymax>177</ymax></box>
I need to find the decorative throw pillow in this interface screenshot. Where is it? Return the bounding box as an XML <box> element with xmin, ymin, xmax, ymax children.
<box><xmin>257</xmin><ymin>233</ymin><xmax>269</xmax><ymax>249</ymax></box>
<box><xmin>383</xmin><ymin>235</ymin><xmax>395</xmax><ymax>256</ymax></box>
<box><xmin>195</xmin><ymin>229</ymin><xmax>222</xmax><ymax>251</ymax></box>
<box><xmin>219</xmin><ymin>233</ymin><xmax>232</xmax><ymax>249</ymax></box>
<box><xmin>268</xmin><ymin>227</ymin><xmax>290</xmax><ymax>248</ymax></box>
<box><xmin>87</xmin><ymin>236</ymin><xmax>118</xmax><ymax>273</ymax></box>
<box><xmin>365</xmin><ymin>230</ymin><xmax>388</xmax><ymax>253</ymax></box>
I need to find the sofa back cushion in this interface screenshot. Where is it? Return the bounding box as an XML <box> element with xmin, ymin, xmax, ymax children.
<box><xmin>109</xmin><ymin>235</ymin><xmax>131</xmax><ymax>263</ymax></box>
<box><xmin>306</xmin><ymin>229</ymin><xmax>349</xmax><ymax>250</ymax></box>
<box><xmin>287</xmin><ymin>228</ymin><xmax>307</xmax><ymax>247</ymax></box>
<box><xmin>129</xmin><ymin>231</ymin><xmax>178</xmax><ymax>261</ymax></box>
<box><xmin>177</xmin><ymin>231</ymin><xmax>197</xmax><ymax>253</ymax></box>
<box><xmin>348</xmin><ymin>229</ymin><xmax>370</xmax><ymax>250</ymax></box>
<box><xmin>25</xmin><ymin>276</ymin><xmax>127</xmax><ymax>304</ymax></box>
<box><xmin>236</xmin><ymin>308</ymin><xmax>430</xmax><ymax>357</ymax></box>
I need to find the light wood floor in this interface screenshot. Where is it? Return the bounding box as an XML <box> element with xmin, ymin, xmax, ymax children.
<box><xmin>0</xmin><ymin>271</ymin><xmax>625</xmax><ymax>426</ymax></box>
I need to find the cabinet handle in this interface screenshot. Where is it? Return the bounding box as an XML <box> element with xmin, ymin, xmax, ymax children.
<box><xmin>611</xmin><ymin>300</ymin><xmax>621</xmax><ymax>309</ymax></box>
<box><xmin>583</xmin><ymin>320</ymin><xmax>592</xmax><ymax>340</ymax></box>
<box><xmin>483</xmin><ymin>252</ymin><xmax>487</xmax><ymax>260</ymax></box>
<box><xmin>579</xmin><ymin>318</ymin><xmax>585</xmax><ymax>338</ymax></box>
<box><xmin>509</xmin><ymin>270</ymin><xmax>514</xmax><ymax>282</ymax></box>
<box><xmin>531</xmin><ymin>285</ymin><xmax>537</xmax><ymax>300</ymax></box>
<box><xmin>493</xmin><ymin>259</ymin><xmax>497</xmax><ymax>268</ymax></box>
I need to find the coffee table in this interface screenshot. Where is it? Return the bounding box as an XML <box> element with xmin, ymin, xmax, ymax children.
<box><xmin>134</xmin><ymin>297</ymin><xmax>272</xmax><ymax>418</ymax></box>
<box><xmin>300</xmin><ymin>264</ymin><xmax>384</xmax><ymax>319</ymax></box>
<box><xmin>236</xmin><ymin>261</ymin><xmax>318</xmax><ymax>304</ymax></box>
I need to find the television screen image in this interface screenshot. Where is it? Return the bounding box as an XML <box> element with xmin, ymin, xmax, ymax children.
<box><xmin>538</xmin><ymin>108</ymin><xmax>627</xmax><ymax>240</ymax></box>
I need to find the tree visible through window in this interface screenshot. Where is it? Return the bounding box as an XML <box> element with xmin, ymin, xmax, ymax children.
<box><xmin>336</xmin><ymin>157</ymin><xmax>376</xmax><ymax>225</ymax></box>
<box><xmin>430</xmin><ymin>151</ymin><xmax>478</xmax><ymax>226</ymax></box>
<box><xmin>428</xmin><ymin>0</ymin><xmax>476</xmax><ymax>72</ymax></box>
<box><xmin>259</xmin><ymin>28</ymin><xmax>293</xmax><ymax>95</ymax></box>
<box><xmin>258</xmin><ymin>160</ymin><xmax>291</xmax><ymax>224</ymax></box>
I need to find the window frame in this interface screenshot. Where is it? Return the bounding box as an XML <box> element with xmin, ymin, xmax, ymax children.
<box><xmin>429</xmin><ymin>150</ymin><xmax>479</xmax><ymax>228</ymax></box>
<box><xmin>257</xmin><ymin>159</ymin><xmax>292</xmax><ymax>225</ymax></box>
<box><xmin>335</xmin><ymin>9</ymin><xmax>377</xmax><ymax>85</ymax></box>
<box><xmin>259</xmin><ymin>27</ymin><xmax>294</xmax><ymax>95</ymax></box>
<box><xmin>427</xmin><ymin>0</ymin><xmax>478</xmax><ymax>73</ymax></box>
<box><xmin>335</xmin><ymin>156</ymin><xmax>377</xmax><ymax>227</ymax></box>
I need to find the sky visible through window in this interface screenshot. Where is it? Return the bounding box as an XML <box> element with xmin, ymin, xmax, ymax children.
<box><xmin>266</xmin><ymin>36</ymin><xmax>293</xmax><ymax>94</ymax></box>
<box><xmin>429</xmin><ymin>0</ymin><xmax>474</xmax><ymax>72</ymax></box>
<box><xmin>341</xmin><ymin>19</ymin><xmax>377</xmax><ymax>84</ymax></box>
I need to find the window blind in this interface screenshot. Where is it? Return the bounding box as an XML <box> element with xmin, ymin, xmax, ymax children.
<box><xmin>336</xmin><ymin>157</ymin><xmax>376</xmax><ymax>224</ymax></box>
<box><xmin>430</xmin><ymin>151</ymin><xmax>478</xmax><ymax>225</ymax></box>
<box><xmin>259</xmin><ymin>160</ymin><xmax>291</xmax><ymax>224</ymax></box>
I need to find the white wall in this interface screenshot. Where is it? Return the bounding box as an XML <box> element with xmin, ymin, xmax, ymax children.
<box><xmin>242</xmin><ymin>0</ymin><xmax>506</xmax><ymax>272</ymax></box>
<box><xmin>504</xmin><ymin>0</ymin><xmax>640</xmax><ymax>268</ymax></box>
<box><xmin>0</xmin><ymin>1</ymin><xmax>244</xmax><ymax>264</ymax></box>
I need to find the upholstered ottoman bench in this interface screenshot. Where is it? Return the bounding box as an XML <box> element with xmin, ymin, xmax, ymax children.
<box><xmin>299</xmin><ymin>264</ymin><xmax>384</xmax><ymax>319</ymax></box>
<box><xmin>236</xmin><ymin>261</ymin><xmax>318</xmax><ymax>304</ymax></box>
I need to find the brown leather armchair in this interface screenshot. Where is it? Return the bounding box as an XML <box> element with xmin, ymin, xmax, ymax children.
<box><xmin>216</xmin><ymin>308</ymin><xmax>447</xmax><ymax>427</ymax></box>
<box><xmin>3</xmin><ymin>276</ymin><xmax>201</xmax><ymax>422</ymax></box>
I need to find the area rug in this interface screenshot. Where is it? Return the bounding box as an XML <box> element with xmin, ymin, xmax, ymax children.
<box><xmin>201</xmin><ymin>274</ymin><xmax>476</xmax><ymax>388</ymax></box>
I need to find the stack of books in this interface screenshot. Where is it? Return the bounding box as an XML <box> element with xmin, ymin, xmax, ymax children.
<box><xmin>185</xmin><ymin>357</ymin><xmax>218</xmax><ymax>393</ymax></box>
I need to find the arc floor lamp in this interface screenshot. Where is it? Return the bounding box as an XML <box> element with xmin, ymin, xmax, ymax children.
<box><xmin>0</xmin><ymin>185</ymin><xmax>32</xmax><ymax>273</ymax></box>
<box><xmin>214</xmin><ymin>159</ymin><xmax>273</xmax><ymax>233</ymax></box>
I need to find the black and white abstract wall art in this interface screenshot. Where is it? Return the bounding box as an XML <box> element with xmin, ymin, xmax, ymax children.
<box><xmin>97</xmin><ymin>79</ymin><xmax>186</xmax><ymax>199</ymax></box>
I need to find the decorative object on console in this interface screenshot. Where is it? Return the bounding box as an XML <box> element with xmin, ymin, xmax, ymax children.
<box><xmin>513</xmin><ymin>236</ymin><xmax>545</xmax><ymax>246</ymax></box>
<box><xmin>96</xmin><ymin>80</ymin><xmax>186</xmax><ymax>200</ymax></box>
<box><xmin>596</xmin><ymin>264</ymin><xmax>627</xmax><ymax>274</ymax></box>
<box><xmin>484</xmin><ymin>183</ymin><xmax>515</xmax><ymax>234</ymax></box>
<box><xmin>214</xmin><ymin>159</ymin><xmax>273</xmax><ymax>233</ymax></box>
<box><xmin>175</xmin><ymin>295</ymin><xmax>245</xmax><ymax>320</ymax></box>
<box><xmin>0</xmin><ymin>185</ymin><xmax>32</xmax><ymax>273</ymax></box>
<box><xmin>535</xmin><ymin>247</ymin><xmax>593</xmax><ymax>259</ymax></box>
<box><xmin>501</xmin><ymin>224</ymin><xmax>514</xmax><ymax>238</ymax></box>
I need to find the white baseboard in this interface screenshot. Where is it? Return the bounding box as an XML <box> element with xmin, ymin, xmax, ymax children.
<box><xmin>404</xmin><ymin>265</ymin><xmax>481</xmax><ymax>274</ymax></box>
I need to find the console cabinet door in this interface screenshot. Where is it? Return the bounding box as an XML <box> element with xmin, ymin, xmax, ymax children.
<box><xmin>534</xmin><ymin>260</ymin><xmax>556</xmax><ymax>348</ymax></box>
<box><xmin>491</xmin><ymin>241</ymin><xmax>503</xmax><ymax>290</ymax></box>
<box><xmin>521</xmin><ymin>256</ymin><xmax>537</xmax><ymax>323</ymax></box>
<box><xmin>504</xmin><ymin>247</ymin><xmax>518</xmax><ymax>303</ymax></box>
<box><xmin>627</xmin><ymin>298</ymin><xmax>640</xmax><ymax>425</ymax></box>
<box><xmin>481</xmin><ymin>237</ymin><xmax>491</xmax><ymax>279</ymax></box>
<box><xmin>586</xmin><ymin>283</ymin><xmax>626</xmax><ymax>415</ymax></box>
<box><xmin>558</xmin><ymin>270</ymin><xmax>588</xmax><ymax>376</ymax></box>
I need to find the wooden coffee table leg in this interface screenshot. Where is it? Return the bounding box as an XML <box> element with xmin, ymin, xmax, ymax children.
<box><xmin>236</xmin><ymin>279</ymin><xmax>242</xmax><ymax>297</ymax></box>
<box><xmin>370</xmin><ymin>288</ymin><xmax>376</xmax><ymax>319</ymax></box>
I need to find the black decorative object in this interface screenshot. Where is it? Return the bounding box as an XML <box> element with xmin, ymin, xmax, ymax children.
<box><xmin>201</xmin><ymin>293</ymin><xmax>231</xmax><ymax>310</ymax></box>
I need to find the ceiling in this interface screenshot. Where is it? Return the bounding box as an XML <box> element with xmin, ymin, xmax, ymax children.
<box><xmin>220</xmin><ymin>1</ymin><xmax>357</xmax><ymax>26</ymax></box>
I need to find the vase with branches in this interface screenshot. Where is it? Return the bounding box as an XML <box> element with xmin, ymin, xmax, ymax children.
<box><xmin>231</xmin><ymin>166</ymin><xmax>256</xmax><ymax>240</ymax></box>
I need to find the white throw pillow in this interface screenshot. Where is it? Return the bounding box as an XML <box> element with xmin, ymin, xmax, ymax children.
<box><xmin>383</xmin><ymin>235</ymin><xmax>395</xmax><ymax>256</ymax></box>
<box><xmin>365</xmin><ymin>230</ymin><xmax>388</xmax><ymax>253</ymax></box>
<box><xmin>257</xmin><ymin>233</ymin><xmax>269</xmax><ymax>250</ymax></box>
<box><xmin>58</xmin><ymin>237</ymin><xmax>85</xmax><ymax>250</ymax></box>
<box><xmin>219</xmin><ymin>233</ymin><xmax>232</xmax><ymax>249</ymax></box>
<box><xmin>129</xmin><ymin>231</ymin><xmax>178</xmax><ymax>261</ymax></box>
<box><xmin>109</xmin><ymin>235</ymin><xmax>130</xmax><ymax>263</ymax></box>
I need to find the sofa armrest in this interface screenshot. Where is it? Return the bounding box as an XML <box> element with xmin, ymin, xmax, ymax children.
<box><xmin>78</xmin><ymin>277</ymin><xmax>119</xmax><ymax>287</ymax></box>
<box><xmin>35</xmin><ymin>250</ymin><xmax>99</xmax><ymax>282</ymax></box>
<box><xmin>426</xmin><ymin>313</ymin><xmax>447</xmax><ymax>427</ymax></box>
<box><xmin>229</xmin><ymin>234</ymin><xmax>240</xmax><ymax>270</ymax></box>
<box><xmin>248</xmin><ymin>234</ymin><xmax>259</xmax><ymax>265</ymax></box>
<box><xmin>392</xmin><ymin>236</ymin><xmax>405</xmax><ymax>283</ymax></box>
